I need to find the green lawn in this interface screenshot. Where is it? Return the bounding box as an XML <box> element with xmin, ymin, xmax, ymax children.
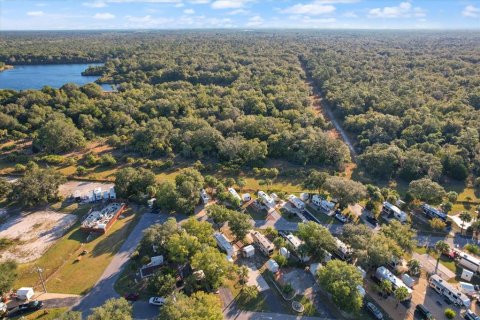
<box><xmin>10</xmin><ymin>308</ymin><xmax>68</xmax><ymax>320</ymax></box>
<box><xmin>16</xmin><ymin>207</ymin><xmax>140</xmax><ymax>295</ymax></box>
<box><xmin>223</xmin><ymin>276</ymin><xmax>270</xmax><ymax>312</ymax></box>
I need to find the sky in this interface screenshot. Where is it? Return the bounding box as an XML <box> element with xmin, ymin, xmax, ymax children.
<box><xmin>0</xmin><ymin>0</ymin><xmax>479</xmax><ymax>30</ymax></box>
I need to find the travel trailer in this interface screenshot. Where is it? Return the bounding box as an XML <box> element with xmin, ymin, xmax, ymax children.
<box><xmin>375</xmin><ymin>266</ymin><xmax>412</xmax><ymax>300</ymax></box>
<box><xmin>421</xmin><ymin>204</ymin><xmax>447</xmax><ymax>222</ymax></box>
<box><xmin>429</xmin><ymin>274</ymin><xmax>471</xmax><ymax>307</ymax></box>
<box><xmin>382</xmin><ymin>202</ymin><xmax>407</xmax><ymax>223</ymax></box>
<box><xmin>251</xmin><ymin>231</ymin><xmax>274</xmax><ymax>256</ymax></box>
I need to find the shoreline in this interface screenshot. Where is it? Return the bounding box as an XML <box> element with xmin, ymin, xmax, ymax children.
<box><xmin>0</xmin><ymin>65</ymin><xmax>14</xmax><ymax>72</ymax></box>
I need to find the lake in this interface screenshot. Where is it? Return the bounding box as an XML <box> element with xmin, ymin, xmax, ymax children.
<box><xmin>0</xmin><ymin>63</ymin><xmax>112</xmax><ymax>91</ymax></box>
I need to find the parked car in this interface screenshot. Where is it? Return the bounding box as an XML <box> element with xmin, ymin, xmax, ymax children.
<box><xmin>9</xmin><ymin>300</ymin><xmax>43</xmax><ymax>316</ymax></box>
<box><xmin>465</xmin><ymin>310</ymin><xmax>480</xmax><ymax>320</ymax></box>
<box><xmin>366</xmin><ymin>215</ymin><xmax>378</xmax><ymax>226</ymax></box>
<box><xmin>124</xmin><ymin>293</ymin><xmax>139</xmax><ymax>301</ymax></box>
<box><xmin>415</xmin><ymin>304</ymin><xmax>434</xmax><ymax>320</ymax></box>
<box><xmin>148</xmin><ymin>297</ymin><xmax>166</xmax><ymax>306</ymax></box>
<box><xmin>365</xmin><ymin>302</ymin><xmax>383</xmax><ymax>320</ymax></box>
<box><xmin>335</xmin><ymin>212</ymin><xmax>348</xmax><ymax>223</ymax></box>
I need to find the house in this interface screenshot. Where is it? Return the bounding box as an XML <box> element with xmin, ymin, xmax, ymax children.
<box><xmin>16</xmin><ymin>287</ymin><xmax>34</xmax><ymax>300</ymax></box>
<box><xmin>242</xmin><ymin>245</ymin><xmax>255</xmax><ymax>258</ymax></box>
<box><xmin>258</xmin><ymin>191</ymin><xmax>275</xmax><ymax>208</ymax></box>
<box><xmin>228</xmin><ymin>187</ymin><xmax>242</xmax><ymax>202</ymax></box>
<box><xmin>429</xmin><ymin>274</ymin><xmax>470</xmax><ymax>307</ymax></box>
<box><xmin>421</xmin><ymin>204</ymin><xmax>447</xmax><ymax>222</ymax></box>
<box><xmin>214</xmin><ymin>232</ymin><xmax>235</xmax><ymax>258</ymax></box>
<box><xmin>251</xmin><ymin>231</ymin><xmax>274</xmax><ymax>256</ymax></box>
<box><xmin>375</xmin><ymin>266</ymin><xmax>412</xmax><ymax>300</ymax></box>
<box><xmin>312</xmin><ymin>195</ymin><xmax>335</xmax><ymax>214</ymax></box>
<box><xmin>242</xmin><ymin>193</ymin><xmax>251</xmax><ymax>202</ymax></box>
<box><xmin>200</xmin><ymin>189</ymin><xmax>210</xmax><ymax>204</ymax></box>
<box><xmin>382</xmin><ymin>201</ymin><xmax>407</xmax><ymax>223</ymax></box>
<box><xmin>288</xmin><ymin>195</ymin><xmax>305</xmax><ymax>210</ymax></box>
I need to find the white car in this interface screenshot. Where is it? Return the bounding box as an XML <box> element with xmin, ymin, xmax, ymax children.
<box><xmin>148</xmin><ymin>297</ymin><xmax>166</xmax><ymax>306</ymax></box>
<box><xmin>335</xmin><ymin>213</ymin><xmax>348</xmax><ymax>223</ymax></box>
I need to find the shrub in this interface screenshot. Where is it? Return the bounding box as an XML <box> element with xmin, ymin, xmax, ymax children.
<box><xmin>14</xmin><ymin>164</ymin><xmax>26</xmax><ymax>172</ymax></box>
<box><xmin>42</xmin><ymin>155</ymin><xmax>65</xmax><ymax>165</ymax></box>
<box><xmin>83</xmin><ymin>153</ymin><xmax>99</xmax><ymax>167</ymax></box>
<box><xmin>444</xmin><ymin>308</ymin><xmax>455</xmax><ymax>319</ymax></box>
<box><xmin>274</xmin><ymin>254</ymin><xmax>288</xmax><ymax>267</ymax></box>
<box><xmin>76</xmin><ymin>166</ymin><xmax>87</xmax><ymax>176</ymax></box>
<box><xmin>100</xmin><ymin>154</ymin><xmax>117</xmax><ymax>166</ymax></box>
<box><xmin>465</xmin><ymin>244</ymin><xmax>480</xmax><ymax>255</ymax></box>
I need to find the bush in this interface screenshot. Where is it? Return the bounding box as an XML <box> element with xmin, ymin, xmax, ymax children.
<box><xmin>83</xmin><ymin>153</ymin><xmax>99</xmax><ymax>167</ymax></box>
<box><xmin>464</xmin><ymin>244</ymin><xmax>480</xmax><ymax>255</ymax></box>
<box><xmin>274</xmin><ymin>254</ymin><xmax>288</xmax><ymax>267</ymax></box>
<box><xmin>76</xmin><ymin>166</ymin><xmax>87</xmax><ymax>176</ymax></box>
<box><xmin>42</xmin><ymin>154</ymin><xmax>65</xmax><ymax>165</ymax></box>
<box><xmin>14</xmin><ymin>164</ymin><xmax>26</xmax><ymax>172</ymax></box>
<box><xmin>444</xmin><ymin>308</ymin><xmax>456</xmax><ymax>319</ymax></box>
<box><xmin>100</xmin><ymin>154</ymin><xmax>117</xmax><ymax>166</ymax></box>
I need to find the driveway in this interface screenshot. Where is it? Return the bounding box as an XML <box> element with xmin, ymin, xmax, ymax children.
<box><xmin>72</xmin><ymin>212</ymin><xmax>171</xmax><ymax>318</ymax></box>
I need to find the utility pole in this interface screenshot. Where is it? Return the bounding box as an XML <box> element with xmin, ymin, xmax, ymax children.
<box><xmin>36</xmin><ymin>267</ymin><xmax>47</xmax><ymax>293</ymax></box>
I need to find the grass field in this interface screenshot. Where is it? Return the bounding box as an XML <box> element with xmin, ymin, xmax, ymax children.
<box><xmin>10</xmin><ymin>308</ymin><xmax>68</xmax><ymax>320</ymax></box>
<box><xmin>15</xmin><ymin>206</ymin><xmax>139</xmax><ymax>295</ymax></box>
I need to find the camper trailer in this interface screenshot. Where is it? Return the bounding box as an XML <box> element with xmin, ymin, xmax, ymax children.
<box><xmin>228</xmin><ymin>187</ymin><xmax>242</xmax><ymax>202</ymax></box>
<box><xmin>200</xmin><ymin>189</ymin><xmax>210</xmax><ymax>204</ymax></box>
<box><xmin>334</xmin><ymin>238</ymin><xmax>352</xmax><ymax>261</ymax></box>
<box><xmin>457</xmin><ymin>251</ymin><xmax>480</xmax><ymax>273</ymax></box>
<box><xmin>382</xmin><ymin>202</ymin><xmax>407</xmax><ymax>223</ymax></box>
<box><xmin>375</xmin><ymin>267</ymin><xmax>412</xmax><ymax>300</ymax></box>
<box><xmin>285</xmin><ymin>233</ymin><xmax>310</xmax><ymax>262</ymax></box>
<box><xmin>421</xmin><ymin>204</ymin><xmax>447</xmax><ymax>222</ymax></box>
<box><xmin>251</xmin><ymin>231</ymin><xmax>274</xmax><ymax>256</ymax></box>
<box><xmin>258</xmin><ymin>191</ymin><xmax>275</xmax><ymax>208</ymax></box>
<box><xmin>214</xmin><ymin>232</ymin><xmax>235</xmax><ymax>258</ymax></box>
<box><xmin>429</xmin><ymin>274</ymin><xmax>471</xmax><ymax>307</ymax></box>
<box><xmin>311</xmin><ymin>195</ymin><xmax>335</xmax><ymax>215</ymax></box>
<box><xmin>288</xmin><ymin>195</ymin><xmax>305</xmax><ymax>210</ymax></box>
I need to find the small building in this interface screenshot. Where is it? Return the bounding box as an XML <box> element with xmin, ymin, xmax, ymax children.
<box><xmin>299</xmin><ymin>193</ymin><xmax>309</xmax><ymax>201</ymax></box>
<box><xmin>16</xmin><ymin>287</ymin><xmax>34</xmax><ymax>300</ymax></box>
<box><xmin>280</xmin><ymin>247</ymin><xmax>290</xmax><ymax>258</ymax></box>
<box><xmin>382</xmin><ymin>201</ymin><xmax>407</xmax><ymax>223</ymax></box>
<box><xmin>214</xmin><ymin>232</ymin><xmax>235</xmax><ymax>257</ymax></box>
<box><xmin>258</xmin><ymin>191</ymin><xmax>275</xmax><ymax>208</ymax></box>
<box><xmin>242</xmin><ymin>193</ymin><xmax>251</xmax><ymax>202</ymax></box>
<box><xmin>251</xmin><ymin>231</ymin><xmax>274</xmax><ymax>256</ymax></box>
<box><xmin>81</xmin><ymin>202</ymin><xmax>126</xmax><ymax>234</ymax></box>
<box><xmin>200</xmin><ymin>189</ymin><xmax>210</xmax><ymax>204</ymax></box>
<box><xmin>267</xmin><ymin>259</ymin><xmax>279</xmax><ymax>273</ymax></box>
<box><xmin>140</xmin><ymin>255</ymin><xmax>164</xmax><ymax>278</ymax></box>
<box><xmin>242</xmin><ymin>245</ymin><xmax>255</xmax><ymax>258</ymax></box>
<box><xmin>461</xmin><ymin>268</ymin><xmax>474</xmax><ymax>281</ymax></box>
<box><xmin>288</xmin><ymin>195</ymin><xmax>305</xmax><ymax>210</ymax></box>
<box><xmin>228</xmin><ymin>187</ymin><xmax>242</xmax><ymax>202</ymax></box>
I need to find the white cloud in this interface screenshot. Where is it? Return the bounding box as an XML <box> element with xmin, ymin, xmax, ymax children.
<box><xmin>462</xmin><ymin>5</ymin><xmax>480</xmax><ymax>18</ymax></box>
<box><xmin>106</xmin><ymin>0</ymin><xmax>181</xmax><ymax>3</ymax></box>
<box><xmin>83</xmin><ymin>1</ymin><xmax>107</xmax><ymax>7</ymax></box>
<box><xmin>175</xmin><ymin>3</ymin><xmax>185</xmax><ymax>7</ymax></box>
<box><xmin>368</xmin><ymin>2</ymin><xmax>426</xmax><ymax>18</ymax></box>
<box><xmin>281</xmin><ymin>1</ymin><xmax>336</xmax><ymax>15</ymax></box>
<box><xmin>26</xmin><ymin>11</ymin><xmax>44</xmax><ymax>16</ymax></box>
<box><xmin>343</xmin><ymin>11</ymin><xmax>357</xmax><ymax>18</ymax></box>
<box><xmin>211</xmin><ymin>0</ymin><xmax>249</xmax><ymax>9</ymax></box>
<box><xmin>189</xmin><ymin>0</ymin><xmax>210</xmax><ymax>3</ymax></box>
<box><xmin>183</xmin><ymin>8</ymin><xmax>195</xmax><ymax>14</ymax></box>
<box><xmin>227</xmin><ymin>9</ymin><xmax>249</xmax><ymax>15</ymax></box>
<box><xmin>93</xmin><ymin>12</ymin><xmax>116</xmax><ymax>19</ymax></box>
<box><xmin>246</xmin><ymin>15</ymin><xmax>263</xmax><ymax>27</ymax></box>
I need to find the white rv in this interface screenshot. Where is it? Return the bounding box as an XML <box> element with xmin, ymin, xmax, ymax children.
<box><xmin>251</xmin><ymin>231</ymin><xmax>274</xmax><ymax>256</ymax></box>
<box><xmin>214</xmin><ymin>232</ymin><xmax>235</xmax><ymax>258</ymax></box>
<box><xmin>429</xmin><ymin>274</ymin><xmax>471</xmax><ymax>307</ymax></box>
<box><xmin>288</xmin><ymin>194</ymin><xmax>305</xmax><ymax>210</ymax></box>
<box><xmin>334</xmin><ymin>237</ymin><xmax>352</xmax><ymax>261</ymax></box>
<box><xmin>457</xmin><ymin>251</ymin><xmax>480</xmax><ymax>273</ymax></box>
<box><xmin>258</xmin><ymin>191</ymin><xmax>275</xmax><ymax>208</ymax></box>
<box><xmin>285</xmin><ymin>233</ymin><xmax>310</xmax><ymax>262</ymax></box>
<box><xmin>382</xmin><ymin>202</ymin><xmax>407</xmax><ymax>223</ymax></box>
<box><xmin>375</xmin><ymin>266</ymin><xmax>412</xmax><ymax>300</ymax></box>
<box><xmin>200</xmin><ymin>189</ymin><xmax>210</xmax><ymax>204</ymax></box>
<box><xmin>228</xmin><ymin>187</ymin><xmax>242</xmax><ymax>202</ymax></box>
<box><xmin>312</xmin><ymin>195</ymin><xmax>335</xmax><ymax>215</ymax></box>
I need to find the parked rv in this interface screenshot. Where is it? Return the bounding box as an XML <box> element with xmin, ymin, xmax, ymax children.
<box><xmin>382</xmin><ymin>201</ymin><xmax>407</xmax><ymax>223</ymax></box>
<box><xmin>429</xmin><ymin>274</ymin><xmax>471</xmax><ymax>307</ymax></box>
<box><xmin>374</xmin><ymin>266</ymin><xmax>412</xmax><ymax>300</ymax></box>
<box><xmin>421</xmin><ymin>203</ymin><xmax>447</xmax><ymax>222</ymax></box>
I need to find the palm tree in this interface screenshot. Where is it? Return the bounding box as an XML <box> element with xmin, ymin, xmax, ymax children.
<box><xmin>394</xmin><ymin>286</ymin><xmax>410</xmax><ymax>308</ymax></box>
<box><xmin>407</xmin><ymin>259</ymin><xmax>421</xmax><ymax>276</ymax></box>
<box><xmin>459</xmin><ymin>211</ymin><xmax>472</xmax><ymax>234</ymax></box>
<box><xmin>471</xmin><ymin>221</ymin><xmax>480</xmax><ymax>240</ymax></box>
<box><xmin>434</xmin><ymin>240</ymin><xmax>450</xmax><ymax>274</ymax></box>
<box><xmin>380</xmin><ymin>279</ymin><xmax>393</xmax><ymax>298</ymax></box>
<box><xmin>237</xmin><ymin>266</ymin><xmax>249</xmax><ymax>287</ymax></box>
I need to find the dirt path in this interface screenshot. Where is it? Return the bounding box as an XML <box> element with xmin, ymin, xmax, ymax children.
<box><xmin>300</xmin><ymin>57</ymin><xmax>358</xmax><ymax>161</ymax></box>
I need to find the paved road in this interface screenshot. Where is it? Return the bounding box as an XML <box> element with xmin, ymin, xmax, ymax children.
<box><xmin>72</xmin><ymin>212</ymin><xmax>171</xmax><ymax>318</ymax></box>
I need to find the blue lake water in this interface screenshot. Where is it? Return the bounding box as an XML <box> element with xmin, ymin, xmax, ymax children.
<box><xmin>0</xmin><ymin>63</ymin><xmax>112</xmax><ymax>91</ymax></box>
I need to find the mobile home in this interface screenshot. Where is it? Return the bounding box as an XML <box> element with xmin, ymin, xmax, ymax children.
<box><xmin>258</xmin><ymin>191</ymin><xmax>275</xmax><ymax>208</ymax></box>
<box><xmin>429</xmin><ymin>274</ymin><xmax>471</xmax><ymax>307</ymax></box>
<box><xmin>214</xmin><ymin>232</ymin><xmax>235</xmax><ymax>258</ymax></box>
<box><xmin>421</xmin><ymin>204</ymin><xmax>447</xmax><ymax>222</ymax></box>
<box><xmin>228</xmin><ymin>187</ymin><xmax>242</xmax><ymax>202</ymax></box>
<box><xmin>382</xmin><ymin>202</ymin><xmax>407</xmax><ymax>223</ymax></box>
<box><xmin>251</xmin><ymin>231</ymin><xmax>274</xmax><ymax>256</ymax></box>
<box><xmin>457</xmin><ymin>251</ymin><xmax>480</xmax><ymax>273</ymax></box>
<box><xmin>285</xmin><ymin>233</ymin><xmax>310</xmax><ymax>262</ymax></box>
<box><xmin>334</xmin><ymin>238</ymin><xmax>352</xmax><ymax>261</ymax></box>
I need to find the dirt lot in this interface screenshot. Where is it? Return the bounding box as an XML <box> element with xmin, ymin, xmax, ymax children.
<box><xmin>0</xmin><ymin>210</ymin><xmax>77</xmax><ymax>263</ymax></box>
<box><xmin>58</xmin><ymin>181</ymin><xmax>114</xmax><ymax>198</ymax></box>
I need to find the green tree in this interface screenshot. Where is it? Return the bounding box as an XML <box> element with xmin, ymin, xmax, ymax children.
<box><xmin>10</xmin><ymin>166</ymin><xmax>66</xmax><ymax>207</ymax></box>
<box><xmin>0</xmin><ymin>260</ymin><xmax>17</xmax><ymax>295</ymax></box>
<box><xmin>444</xmin><ymin>308</ymin><xmax>456</xmax><ymax>319</ymax></box>
<box><xmin>434</xmin><ymin>241</ymin><xmax>450</xmax><ymax>274</ymax></box>
<box><xmin>407</xmin><ymin>259</ymin><xmax>421</xmax><ymax>276</ymax></box>
<box><xmin>166</xmin><ymin>231</ymin><xmax>201</xmax><ymax>264</ymax></box>
<box><xmin>34</xmin><ymin>117</ymin><xmax>86</xmax><ymax>154</ymax></box>
<box><xmin>459</xmin><ymin>211</ymin><xmax>472</xmax><ymax>234</ymax></box>
<box><xmin>0</xmin><ymin>177</ymin><xmax>12</xmax><ymax>199</ymax></box>
<box><xmin>228</xmin><ymin>211</ymin><xmax>251</xmax><ymax>242</ymax></box>
<box><xmin>191</xmin><ymin>246</ymin><xmax>235</xmax><ymax>290</ymax></box>
<box><xmin>181</xmin><ymin>218</ymin><xmax>215</xmax><ymax>247</ymax></box>
<box><xmin>174</xmin><ymin>168</ymin><xmax>205</xmax><ymax>214</ymax></box>
<box><xmin>155</xmin><ymin>181</ymin><xmax>178</xmax><ymax>212</ymax></box>
<box><xmin>380</xmin><ymin>220</ymin><xmax>417</xmax><ymax>252</ymax></box>
<box><xmin>159</xmin><ymin>292</ymin><xmax>222</xmax><ymax>320</ymax></box>
<box><xmin>324</xmin><ymin>176</ymin><xmax>366</xmax><ymax>209</ymax></box>
<box><xmin>394</xmin><ymin>286</ymin><xmax>410</xmax><ymax>307</ymax></box>
<box><xmin>317</xmin><ymin>260</ymin><xmax>363</xmax><ymax>314</ymax></box>
<box><xmin>87</xmin><ymin>298</ymin><xmax>132</xmax><ymax>320</ymax></box>
<box><xmin>380</xmin><ymin>279</ymin><xmax>393</xmax><ymax>297</ymax></box>
<box><xmin>429</xmin><ymin>218</ymin><xmax>446</xmax><ymax>231</ymax></box>
<box><xmin>297</xmin><ymin>221</ymin><xmax>336</xmax><ymax>261</ymax></box>
<box><xmin>407</xmin><ymin>178</ymin><xmax>446</xmax><ymax>204</ymax></box>
<box><xmin>303</xmin><ymin>170</ymin><xmax>329</xmax><ymax>193</ymax></box>
<box><xmin>115</xmin><ymin>167</ymin><xmax>156</xmax><ymax>202</ymax></box>
<box><xmin>148</xmin><ymin>271</ymin><xmax>176</xmax><ymax>297</ymax></box>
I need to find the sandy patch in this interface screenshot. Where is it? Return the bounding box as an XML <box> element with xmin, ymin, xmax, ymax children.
<box><xmin>58</xmin><ymin>181</ymin><xmax>114</xmax><ymax>198</ymax></box>
<box><xmin>0</xmin><ymin>210</ymin><xmax>77</xmax><ymax>263</ymax></box>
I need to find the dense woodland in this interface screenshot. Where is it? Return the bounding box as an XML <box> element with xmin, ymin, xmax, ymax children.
<box><xmin>0</xmin><ymin>30</ymin><xmax>479</xmax><ymax>186</ymax></box>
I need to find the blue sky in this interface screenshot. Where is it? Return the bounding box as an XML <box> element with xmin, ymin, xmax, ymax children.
<box><xmin>1</xmin><ymin>0</ymin><xmax>479</xmax><ymax>30</ymax></box>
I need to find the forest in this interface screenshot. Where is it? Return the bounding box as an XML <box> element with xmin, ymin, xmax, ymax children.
<box><xmin>0</xmin><ymin>30</ymin><xmax>479</xmax><ymax>189</ymax></box>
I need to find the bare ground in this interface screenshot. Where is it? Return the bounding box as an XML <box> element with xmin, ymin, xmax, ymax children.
<box><xmin>0</xmin><ymin>210</ymin><xmax>77</xmax><ymax>263</ymax></box>
<box><xmin>58</xmin><ymin>181</ymin><xmax>114</xmax><ymax>198</ymax></box>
